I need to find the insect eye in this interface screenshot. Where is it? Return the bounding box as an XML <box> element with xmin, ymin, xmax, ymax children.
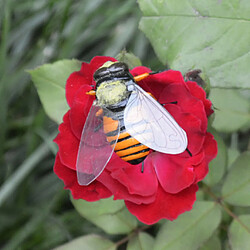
<box><xmin>109</xmin><ymin>62</ymin><xmax>129</xmax><ymax>74</ymax></box>
<box><xmin>93</xmin><ymin>68</ymin><xmax>107</xmax><ymax>81</ymax></box>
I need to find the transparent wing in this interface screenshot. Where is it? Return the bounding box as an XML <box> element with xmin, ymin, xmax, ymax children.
<box><xmin>76</xmin><ymin>101</ymin><xmax>120</xmax><ymax>186</ymax></box>
<box><xmin>124</xmin><ymin>84</ymin><xmax>187</xmax><ymax>154</ymax></box>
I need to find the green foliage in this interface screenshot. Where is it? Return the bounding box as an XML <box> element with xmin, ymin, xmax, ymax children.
<box><xmin>154</xmin><ymin>202</ymin><xmax>221</xmax><ymax>250</ymax></box>
<box><xmin>204</xmin><ymin>128</ymin><xmax>227</xmax><ymax>186</ymax></box>
<box><xmin>222</xmin><ymin>152</ymin><xmax>250</xmax><ymax>206</ymax></box>
<box><xmin>127</xmin><ymin>232</ymin><xmax>155</xmax><ymax>250</ymax></box>
<box><xmin>210</xmin><ymin>89</ymin><xmax>250</xmax><ymax>133</ymax></box>
<box><xmin>1</xmin><ymin>0</ymin><xmax>250</xmax><ymax>249</ymax></box>
<box><xmin>29</xmin><ymin>60</ymin><xmax>81</xmax><ymax>124</ymax></box>
<box><xmin>71</xmin><ymin>196</ymin><xmax>138</xmax><ymax>235</ymax></box>
<box><xmin>116</xmin><ymin>50</ymin><xmax>142</xmax><ymax>68</ymax></box>
<box><xmin>229</xmin><ymin>215</ymin><xmax>250</xmax><ymax>250</ymax></box>
<box><xmin>199</xmin><ymin>234</ymin><xmax>221</xmax><ymax>250</ymax></box>
<box><xmin>54</xmin><ymin>234</ymin><xmax>116</xmax><ymax>250</ymax></box>
<box><xmin>138</xmin><ymin>0</ymin><xmax>250</xmax><ymax>89</ymax></box>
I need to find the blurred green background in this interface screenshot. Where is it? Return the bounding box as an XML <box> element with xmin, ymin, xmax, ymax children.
<box><xmin>0</xmin><ymin>0</ymin><xmax>160</xmax><ymax>249</ymax></box>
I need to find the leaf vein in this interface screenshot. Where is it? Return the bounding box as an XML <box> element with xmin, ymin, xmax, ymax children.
<box><xmin>210</xmin><ymin>50</ymin><xmax>250</xmax><ymax>71</ymax></box>
<box><xmin>161</xmin><ymin>203</ymin><xmax>218</xmax><ymax>249</ymax></box>
<box><xmin>164</xmin><ymin>20</ymin><xmax>194</xmax><ymax>61</ymax></box>
<box><xmin>34</xmin><ymin>74</ymin><xmax>66</xmax><ymax>91</ymax></box>
<box><xmin>223</xmin><ymin>179</ymin><xmax>250</xmax><ymax>200</ymax></box>
<box><xmin>142</xmin><ymin>15</ymin><xmax>250</xmax><ymax>22</ymax></box>
<box><xmin>185</xmin><ymin>23</ymin><xmax>235</xmax><ymax>55</ymax></box>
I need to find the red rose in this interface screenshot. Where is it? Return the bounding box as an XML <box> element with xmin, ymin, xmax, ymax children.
<box><xmin>54</xmin><ymin>56</ymin><xmax>217</xmax><ymax>224</ymax></box>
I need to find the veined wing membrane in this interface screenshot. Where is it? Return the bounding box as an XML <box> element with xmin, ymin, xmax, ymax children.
<box><xmin>76</xmin><ymin>102</ymin><xmax>120</xmax><ymax>185</ymax></box>
<box><xmin>124</xmin><ymin>84</ymin><xmax>187</xmax><ymax>154</ymax></box>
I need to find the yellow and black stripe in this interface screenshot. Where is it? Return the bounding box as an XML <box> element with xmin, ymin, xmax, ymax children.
<box><xmin>103</xmin><ymin>116</ymin><xmax>150</xmax><ymax>165</ymax></box>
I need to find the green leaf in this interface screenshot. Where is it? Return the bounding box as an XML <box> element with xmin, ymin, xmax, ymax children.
<box><xmin>196</xmin><ymin>189</ymin><xmax>205</xmax><ymax>201</ymax></box>
<box><xmin>222</xmin><ymin>152</ymin><xmax>250</xmax><ymax>206</ymax></box>
<box><xmin>71</xmin><ymin>196</ymin><xmax>138</xmax><ymax>235</ymax></box>
<box><xmin>227</xmin><ymin>148</ymin><xmax>240</xmax><ymax>170</ymax></box>
<box><xmin>154</xmin><ymin>201</ymin><xmax>221</xmax><ymax>250</ymax></box>
<box><xmin>228</xmin><ymin>215</ymin><xmax>250</xmax><ymax>250</ymax></box>
<box><xmin>127</xmin><ymin>232</ymin><xmax>154</xmax><ymax>250</ymax></box>
<box><xmin>199</xmin><ymin>234</ymin><xmax>221</xmax><ymax>250</ymax></box>
<box><xmin>28</xmin><ymin>59</ymin><xmax>82</xmax><ymax>124</ymax></box>
<box><xmin>53</xmin><ymin>234</ymin><xmax>116</xmax><ymax>250</ymax></box>
<box><xmin>116</xmin><ymin>50</ymin><xmax>142</xmax><ymax>68</ymax></box>
<box><xmin>204</xmin><ymin>127</ymin><xmax>227</xmax><ymax>185</ymax></box>
<box><xmin>209</xmin><ymin>89</ymin><xmax>250</xmax><ymax>133</ymax></box>
<box><xmin>138</xmin><ymin>0</ymin><xmax>250</xmax><ymax>88</ymax></box>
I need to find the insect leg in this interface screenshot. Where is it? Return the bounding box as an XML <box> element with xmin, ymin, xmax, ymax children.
<box><xmin>86</xmin><ymin>90</ymin><xmax>96</xmax><ymax>96</ymax></box>
<box><xmin>133</xmin><ymin>70</ymin><xmax>169</xmax><ymax>82</ymax></box>
<box><xmin>161</xmin><ymin>101</ymin><xmax>178</xmax><ymax>106</ymax></box>
<box><xmin>141</xmin><ymin>161</ymin><xmax>144</xmax><ymax>173</ymax></box>
<box><xmin>186</xmin><ymin>148</ymin><xmax>192</xmax><ymax>157</ymax></box>
<box><xmin>149</xmin><ymin>70</ymin><xmax>166</xmax><ymax>75</ymax></box>
<box><xmin>134</xmin><ymin>73</ymin><xmax>150</xmax><ymax>82</ymax></box>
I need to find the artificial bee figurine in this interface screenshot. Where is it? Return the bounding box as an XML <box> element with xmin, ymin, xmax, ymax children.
<box><xmin>76</xmin><ymin>61</ymin><xmax>188</xmax><ymax>185</ymax></box>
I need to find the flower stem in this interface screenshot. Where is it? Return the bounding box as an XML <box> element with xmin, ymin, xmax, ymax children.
<box><xmin>115</xmin><ymin>225</ymin><xmax>151</xmax><ymax>248</ymax></box>
<box><xmin>202</xmin><ymin>183</ymin><xmax>250</xmax><ymax>234</ymax></box>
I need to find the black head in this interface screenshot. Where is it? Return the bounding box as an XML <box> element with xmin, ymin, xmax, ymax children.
<box><xmin>94</xmin><ymin>61</ymin><xmax>132</xmax><ymax>88</ymax></box>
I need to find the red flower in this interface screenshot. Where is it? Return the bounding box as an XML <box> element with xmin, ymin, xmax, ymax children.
<box><xmin>54</xmin><ymin>56</ymin><xmax>217</xmax><ymax>224</ymax></box>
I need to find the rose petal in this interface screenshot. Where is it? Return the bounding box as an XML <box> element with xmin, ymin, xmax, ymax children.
<box><xmin>155</xmin><ymin>70</ymin><xmax>185</xmax><ymax>84</ymax></box>
<box><xmin>69</xmin><ymin>85</ymin><xmax>95</xmax><ymax>139</ymax></box>
<box><xmin>193</xmin><ymin>132</ymin><xmax>218</xmax><ymax>182</ymax></box>
<box><xmin>193</xmin><ymin>161</ymin><xmax>208</xmax><ymax>184</ymax></box>
<box><xmin>54</xmin><ymin>111</ymin><xmax>79</xmax><ymax>170</ymax></box>
<box><xmin>131</xmin><ymin>69</ymin><xmax>185</xmax><ymax>100</ymax></box>
<box><xmin>97</xmin><ymin>170</ymin><xmax>156</xmax><ymax>205</ymax></box>
<box><xmin>151</xmin><ymin>152</ymin><xmax>196</xmax><ymax>194</ymax></box>
<box><xmin>109</xmin><ymin>157</ymin><xmax>158</xmax><ymax>197</ymax></box>
<box><xmin>203</xmin><ymin>132</ymin><xmax>218</xmax><ymax>162</ymax></box>
<box><xmin>54</xmin><ymin>155</ymin><xmax>112</xmax><ymax>201</ymax></box>
<box><xmin>187</xmin><ymin>81</ymin><xmax>213</xmax><ymax>117</ymax></box>
<box><xmin>165</xmin><ymin>104</ymin><xmax>206</xmax><ymax>156</ymax></box>
<box><xmin>66</xmin><ymin>66</ymin><xmax>90</xmax><ymax>107</ymax></box>
<box><xmin>125</xmin><ymin>184</ymin><xmax>198</xmax><ymax>224</ymax></box>
<box><xmin>89</xmin><ymin>56</ymin><xmax>117</xmax><ymax>73</ymax></box>
<box><xmin>159</xmin><ymin>83</ymin><xmax>208</xmax><ymax>132</ymax></box>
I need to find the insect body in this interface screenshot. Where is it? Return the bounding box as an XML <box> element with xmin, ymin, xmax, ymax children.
<box><xmin>103</xmin><ymin>116</ymin><xmax>150</xmax><ymax>165</ymax></box>
<box><xmin>76</xmin><ymin>61</ymin><xmax>188</xmax><ymax>186</ymax></box>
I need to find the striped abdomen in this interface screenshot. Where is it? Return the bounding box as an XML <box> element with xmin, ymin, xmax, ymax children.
<box><xmin>103</xmin><ymin>116</ymin><xmax>150</xmax><ymax>164</ymax></box>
